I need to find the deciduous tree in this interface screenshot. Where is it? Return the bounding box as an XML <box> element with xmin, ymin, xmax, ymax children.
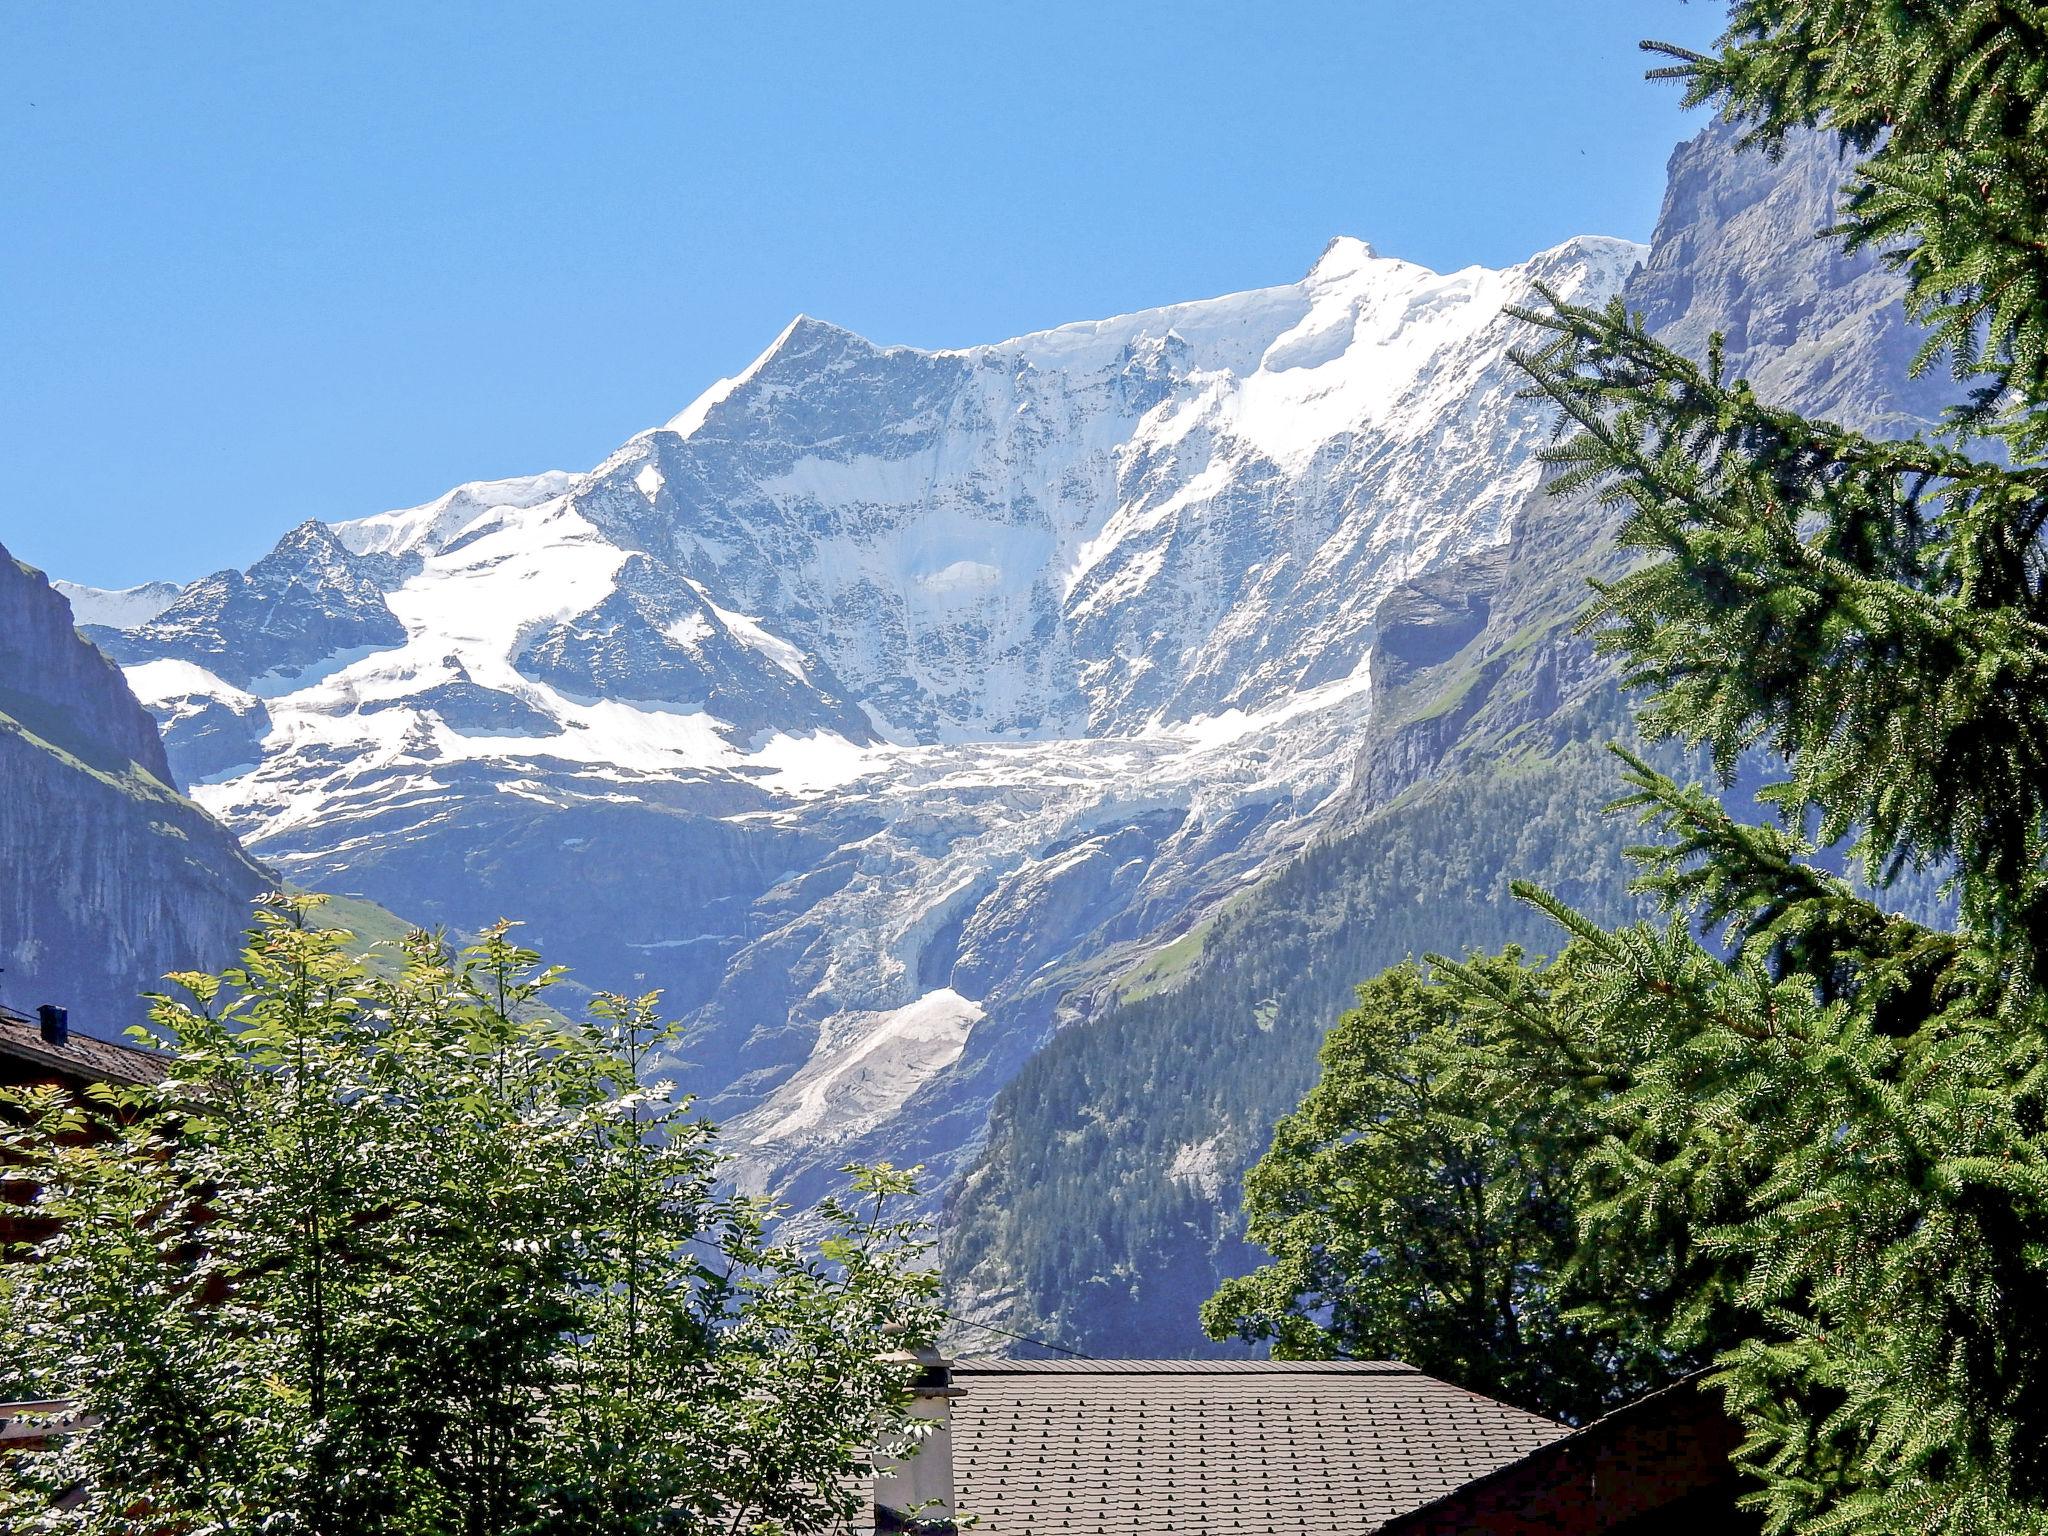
<box><xmin>0</xmin><ymin>897</ymin><xmax>942</xmax><ymax>1535</ymax></box>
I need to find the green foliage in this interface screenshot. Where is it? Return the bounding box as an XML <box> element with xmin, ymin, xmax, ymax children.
<box><xmin>1515</xmin><ymin>291</ymin><xmax>2048</xmax><ymax>981</ymax></box>
<box><xmin>1112</xmin><ymin>918</ymin><xmax>1213</xmax><ymax>1004</ymax></box>
<box><xmin>1197</xmin><ymin>6</ymin><xmax>2048</xmax><ymax>1528</ymax></box>
<box><xmin>1655</xmin><ymin>2</ymin><xmax>2048</xmax><ymax>442</ymax></box>
<box><xmin>0</xmin><ymin>895</ymin><xmax>942</xmax><ymax>1535</ymax></box>
<box><xmin>1426</xmin><ymin>763</ymin><xmax>2048</xmax><ymax>1534</ymax></box>
<box><xmin>1200</xmin><ymin>957</ymin><xmax>1675</xmax><ymax>1422</ymax></box>
<box><xmin>1242</xmin><ymin>3</ymin><xmax>2048</xmax><ymax>1529</ymax></box>
<box><xmin>297</xmin><ymin>887</ymin><xmax>429</xmax><ymax>980</ymax></box>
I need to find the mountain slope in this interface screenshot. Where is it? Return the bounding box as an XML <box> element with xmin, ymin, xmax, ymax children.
<box><xmin>74</xmin><ymin>231</ymin><xmax>1642</xmax><ymax>1215</ymax></box>
<box><xmin>0</xmin><ymin>546</ymin><xmax>271</xmax><ymax>1036</ymax></box>
<box><xmin>53</xmin><ymin>579</ymin><xmax>182</xmax><ymax>631</ymax></box>
<box><xmin>943</xmin><ymin>118</ymin><xmax>1963</xmax><ymax>1356</ymax></box>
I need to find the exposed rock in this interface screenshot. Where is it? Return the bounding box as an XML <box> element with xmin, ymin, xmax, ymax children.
<box><xmin>102</xmin><ymin>520</ymin><xmax>408</xmax><ymax>689</ymax></box>
<box><xmin>1633</xmin><ymin>120</ymin><xmax>1957</xmax><ymax>434</ymax></box>
<box><xmin>0</xmin><ymin>548</ymin><xmax>270</xmax><ymax>1036</ymax></box>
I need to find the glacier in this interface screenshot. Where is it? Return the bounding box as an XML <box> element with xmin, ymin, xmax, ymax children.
<box><xmin>77</xmin><ymin>232</ymin><xmax>1642</xmax><ymax>1208</ymax></box>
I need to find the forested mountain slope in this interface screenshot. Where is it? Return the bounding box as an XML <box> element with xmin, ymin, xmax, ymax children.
<box><xmin>945</xmin><ymin>117</ymin><xmax>1961</xmax><ymax>1356</ymax></box>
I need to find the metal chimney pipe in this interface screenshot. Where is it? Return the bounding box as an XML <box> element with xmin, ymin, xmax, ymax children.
<box><xmin>36</xmin><ymin>1005</ymin><xmax>67</xmax><ymax>1047</ymax></box>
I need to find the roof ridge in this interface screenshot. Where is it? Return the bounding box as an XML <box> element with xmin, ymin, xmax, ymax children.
<box><xmin>949</xmin><ymin>1356</ymin><xmax>1421</xmax><ymax>1374</ymax></box>
<box><xmin>0</xmin><ymin>1013</ymin><xmax>168</xmax><ymax>1087</ymax></box>
<box><xmin>945</xmin><ymin>1353</ymin><xmax>1572</xmax><ymax>1530</ymax></box>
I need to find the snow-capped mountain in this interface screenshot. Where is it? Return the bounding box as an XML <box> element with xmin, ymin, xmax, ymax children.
<box><xmin>54</xmin><ymin>578</ymin><xmax>183</xmax><ymax>631</ymax></box>
<box><xmin>944</xmin><ymin>119</ymin><xmax>1970</xmax><ymax>1356</ymax></box>
<box><xmin>85</xmin><ymin>232</ymin><xmax>1640</xmax><ymax>1204</ymax></box>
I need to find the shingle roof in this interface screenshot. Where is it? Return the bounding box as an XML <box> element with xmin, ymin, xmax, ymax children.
<box><xmin>946</xmin><ymin>1357</ymin><xmax>1567</xmax><ymax>1535</ymax></box>
<box><xmin>0</xmin><ymin>1004</ymin><xmax>166</xmax><ymax>1088</ymax></box>
<box><xmin>1372</xmin><ymin>1372</ymin><xmax>1746</xmax><ymax>1536</ymax></box>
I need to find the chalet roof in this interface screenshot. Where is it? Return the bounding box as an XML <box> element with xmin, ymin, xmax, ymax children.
<box><xmin>0</xmin><ymin>1004</ymin><xmax>166</xmax><ymax>1089</ymax></box>
<box><xmin>946</xmin><ymin>1356</ymin><xmax>1567</xmax><ymax>1535</ymax></box>
<box><xmin>1373</xmin><ymin>1373</ymin><xmax>1750</xmax><ymax>1535</ymax></box>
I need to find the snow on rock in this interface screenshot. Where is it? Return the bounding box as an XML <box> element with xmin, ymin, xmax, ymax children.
<box><xmin>335</xmin><ymin>471</ymin><xmax>580</xmax><ymax>560</ymax></box>
<box><xmin>689</xmin><ymin>587</ymin><xmax>810</xmax><ymax>682</ymax></box>
<box><xmin>743</xmin><ymin>987</ymin><xmax>986</xmax><ymax>1153</ymax></box>
<box><xmin>55</xmin><ymin>579</ymin><xmax>183</xmax><ymax>630</ymax></box>
<box><xmin>122</xmin><ymin>658</ymin><xmax>274</xmax><ymax>787</ymax></box>
<box><xmin>69</xmin><ymin>232</ymin><xmax>1641</xmax><ymax>1214</ymax></box>
<box><xmin>124</xmin><ymin>657</ymin><xmax>257</xmax><ymax>710</ymax></box>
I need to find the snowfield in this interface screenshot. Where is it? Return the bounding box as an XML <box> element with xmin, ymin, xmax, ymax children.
<box><xmin>80</xmin><ymin>232</ymin><xmax>1642</xmax><ymax>1207</ymax></box>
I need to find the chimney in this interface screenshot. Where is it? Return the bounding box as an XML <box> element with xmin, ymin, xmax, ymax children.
<box><xmin>36</xmin><ymin>1005</ymin><xmax>68</xmax><ymax>1047</ymax></box>
<box><xmin>874</xmin><ymin>1345</ymin><xmax>958</xmax><ymax>1532</ymax></box>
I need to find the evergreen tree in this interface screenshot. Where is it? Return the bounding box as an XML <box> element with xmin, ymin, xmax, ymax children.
<box><xmin>1492</xmin><ymin>3</ymin><xmax>2048</xmax><ymax>1528</ymax></box>
<box><xmin>1215</xmin><ymin>4</ymin><xmax>2048</xmax><ymax>1530</ymax></box>
<box><xmin>0</xmin><ymin>896</ymin><xmax>942</xmax><ymax>1535</ymax></box>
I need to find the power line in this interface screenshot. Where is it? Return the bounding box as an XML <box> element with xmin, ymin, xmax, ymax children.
<box><xmin>676</xmin><ymin>1233</ymin><xmax>1096</xmax><ymax>1360</ymax></box>
<box><xmin>951</xmin><ymin>1318</ymin><xmax>1096</xmax><ymax>1360</ymax></box>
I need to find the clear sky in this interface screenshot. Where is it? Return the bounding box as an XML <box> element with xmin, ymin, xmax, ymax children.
<box><xmin>2</xmin><ymin>1</ymin><xmax>1725</xmax><ymax>589</ymax></box>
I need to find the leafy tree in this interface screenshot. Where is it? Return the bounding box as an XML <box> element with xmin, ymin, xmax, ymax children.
<box><xmin>1200</xmin><ymin>956</ymin><xmax>1674</xmax><ymax>1422</ymax></box>
<box><xmin>0</xmin><ymin>896</ymin><xmax>942</xmax><ymax>1535</ymax></box>
<box><xmin>1213</xmin><ymin>3</ymin><xmax>2048</xmax><ymax>1530</ymax></box>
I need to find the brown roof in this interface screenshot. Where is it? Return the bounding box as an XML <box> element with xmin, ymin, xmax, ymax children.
<box><xmin>947</xmin><ymin>1357</ymin><xmax>1567</xmax><ymax>1535</ymax></box>
<box><xmin>0</xmin><ymin>1004</ymin><xmax>166</xmax><ymax>1088</ymax></box>
<box><xmin>1374</xmin><ymin>1374</ymin><xmax>1751</xmax><ymax>1536</ymax></box>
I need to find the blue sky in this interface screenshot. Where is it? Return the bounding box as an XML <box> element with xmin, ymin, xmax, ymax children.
<box><xmin>2</xmin><ymin>2</ymin><xmax>1724</xmax><ymax>588</ymax></box>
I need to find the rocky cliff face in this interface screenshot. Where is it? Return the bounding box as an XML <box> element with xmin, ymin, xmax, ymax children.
<box><xmin>1632</xmin><ymin>121</ymin><xmax>1952</xmax><ymax>434</ymax></box>
<box><xmin>1343</xmin><ymin>116</ymin><xmax>1956</xmax><ymax>814</ymax></box>
<box><xmin>944</xmin><ymin>117</ymin><xmax>1965</xmax><ymax>1355</ymax></box>
<box><xmin>0</xmin><ymin>546</ymin><xmax>270</xmax><ymax>1037</ymax></box>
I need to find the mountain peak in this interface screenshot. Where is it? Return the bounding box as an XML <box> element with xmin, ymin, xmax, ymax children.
<box><xmin>53</xmin><ymin>577</ymin><xmax>183</xmax><ymax>630</ymax></box>
<box><xmin>250</xmin><ymin>518</ymin><xmax>367</xmax><ymax>583</ymax></box>
<box><xmin>756</xmin><ymin>312</ymin><xmax>874</xmax><ymax>363</ymax></box>
<box><xmin>662</xmin><ymin>313</ymin><xmax>878</xmax><ymax>437</ymax></box>
<box><xmin>335</xmin><ymin>471</ymin><xmax>577</xmax><ymax>562</ymax></box>
<box><xmin>1308</xmin><ymin>235</ymin><xmax>1380</xmax><ymax>277</ymax></box>
<box><xmin>1514</xmin><ymin>233</ymin><xmax>1648</xmax><ymax>289</ymax></box>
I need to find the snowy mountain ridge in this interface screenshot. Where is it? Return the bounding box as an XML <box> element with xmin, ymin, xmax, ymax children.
<box><xmin>73</xmin><ymin>231</ymin><xmax>1641</xmax><ymax>1203</ymax></box>
<box><xmin>54</xmin><ymin>578</ymin><xmax>184</xmax><ymax>631</ymax></box>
